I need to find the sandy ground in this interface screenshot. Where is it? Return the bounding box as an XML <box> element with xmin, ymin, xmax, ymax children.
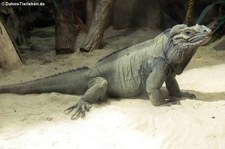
<box><xmin>0</xmin><ymin>27</ymin><xmax>225</xmax><ymax>149</ymax></box>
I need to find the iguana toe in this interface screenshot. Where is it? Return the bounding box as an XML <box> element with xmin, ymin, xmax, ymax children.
<box><xmin>64</xmin><ymin>100</ymin><xmax>92</xmax><ymax>120</ymax></box>
<box><xmin>163</xmin><ymin>100</ymin><xmax>181</xmax><ymax>106</ymax></box>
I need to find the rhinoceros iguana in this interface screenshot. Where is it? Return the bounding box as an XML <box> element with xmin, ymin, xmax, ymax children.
<box><xmin>0</xmin><ymin>24</ymin><xmax>212</xmax><ymax>119</ymax></box>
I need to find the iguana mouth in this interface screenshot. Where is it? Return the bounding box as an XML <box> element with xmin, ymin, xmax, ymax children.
<box><xmin>188</xmin><ymin>33</ymin><xmax>212</xmax><ymax>44</ymax></box>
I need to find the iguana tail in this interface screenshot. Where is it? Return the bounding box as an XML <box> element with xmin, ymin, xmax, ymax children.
<box><xmin>0</xmin><ymin>67</ymin><xmax>90</xmax><ymax>95</ymax></box>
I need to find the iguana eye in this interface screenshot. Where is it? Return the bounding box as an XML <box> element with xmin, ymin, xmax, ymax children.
<box><xmin>185</xmin><ymin>31</ymin><xmax>192</xmax><ymax>36</ymax></box>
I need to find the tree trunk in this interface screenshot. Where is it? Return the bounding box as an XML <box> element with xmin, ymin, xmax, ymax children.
<box><xmin>55</xmin><ymin>0</ymin><xmax>78</xmax><ymax>55</ymax></box>
<box><xmin>0</xmin><ymin>19</ymin><xmax>22</xmax><ymax>70</ymax></box>
<box><xmin>80</xmin><ymin>0</ymin><xmax>114</xmax><ymax>52</ymax></box>
<box><xmin>86</xmin><ymin>0</ymin><xmax>94</xmax><ymax>29</ymax></box>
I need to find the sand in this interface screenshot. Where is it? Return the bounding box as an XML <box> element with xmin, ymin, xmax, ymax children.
<box><xmin>0</xmin><ymin>27</ymin><xmax>225</xmax><ymax>149</ymax></box>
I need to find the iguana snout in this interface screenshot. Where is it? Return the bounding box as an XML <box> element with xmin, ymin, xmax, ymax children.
<box><xmin>187</xmin><ymin>24</ymin><xmax>212</xmax><ymax>46</ymax></box>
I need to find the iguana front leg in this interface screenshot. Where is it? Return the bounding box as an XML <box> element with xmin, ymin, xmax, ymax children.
<box><xmin>65</xmin><ymin>77</ymin><xmax>108</xmax><ymax>119</ymax></box>
<box><xmin>146</xmin><ymin>60</ymin><xmax>170</xmax><ymax>106</ymax></box>
<box><xmin>165</xmin><ymin>74</ymin><xmax>196</xmax><ymax>99</ymax></box>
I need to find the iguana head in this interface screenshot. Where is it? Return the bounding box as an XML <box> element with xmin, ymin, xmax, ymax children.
<box><xmin>166</xmin><ymin>24</ymin><xmax>212</xmax><ymax>64</ymax></box>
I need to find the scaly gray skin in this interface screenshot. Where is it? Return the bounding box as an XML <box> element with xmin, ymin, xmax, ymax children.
<box><xmin>0</xmin><ymin>24</ymin><xmax>212</xmax><ymax>119</ymax></box>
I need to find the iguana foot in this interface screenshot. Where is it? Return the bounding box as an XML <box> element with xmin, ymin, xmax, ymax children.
<box><xmin>179</xmin><ymin>92</ymin><xmax>196</xmax><ymax>99</ymax></box>
<box><xmin>170</xmin><ymin>92</ymin><xmax>196</xmax><ymax>99</ymax></box>
<box><xmin>64</xmin><ymin>100</ymin><xmax>92</xmax><ymax>120</ymax></box>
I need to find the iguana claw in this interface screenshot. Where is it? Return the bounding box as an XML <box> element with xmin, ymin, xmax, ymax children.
<box><xmin>64</xmin><ymin>100</ymin><xmax>92</xmax><ymax>120</ymax></box>
<box><xmin>164</xmin><ymin>100</ymin><xmax>181</xmax><ymax>106</ymax></box>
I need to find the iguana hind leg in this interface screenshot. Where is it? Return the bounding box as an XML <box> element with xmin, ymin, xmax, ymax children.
<box><xmin>65</xmin><ymin>77</ymin><xmax>108</xmax><ymax>119</ymax></box>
